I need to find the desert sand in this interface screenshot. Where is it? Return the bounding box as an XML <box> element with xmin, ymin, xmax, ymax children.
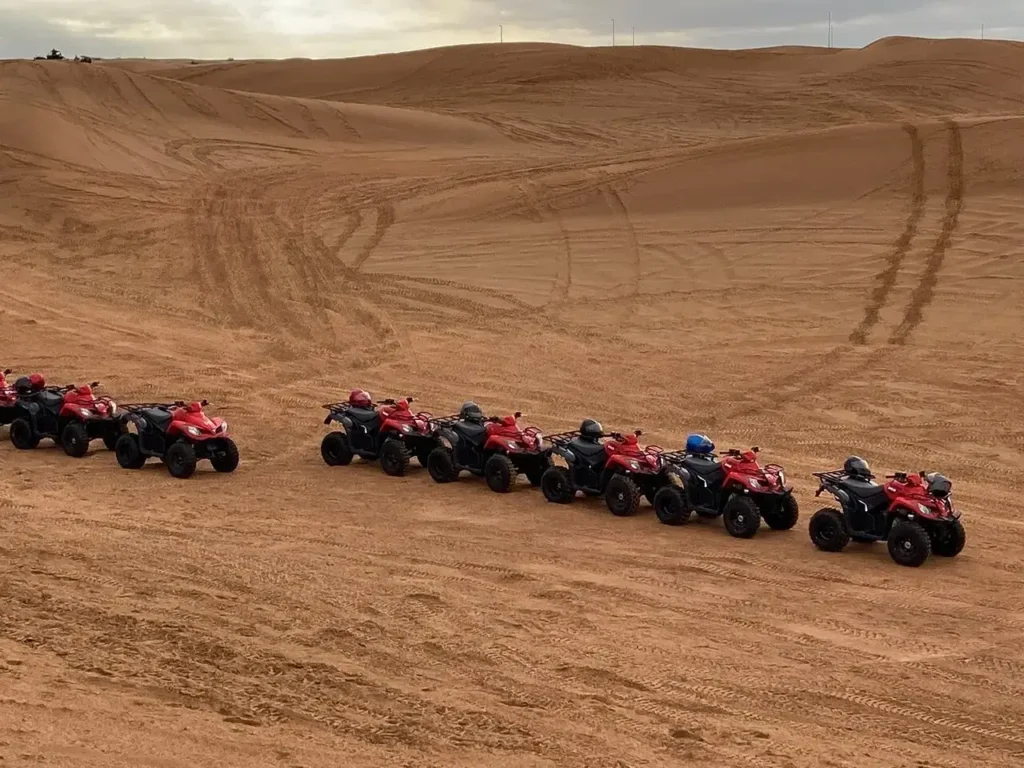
<box><xmin>1</xmin><ymin>36</ymin><xmax>1024</xmax><ymax>767</ymax></box>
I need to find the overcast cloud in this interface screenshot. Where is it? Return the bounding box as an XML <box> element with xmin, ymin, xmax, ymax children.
<box><xmin>0</xmin><ymin>0</ymin><xmax>1021</xmax><ymax>60</ymax></box>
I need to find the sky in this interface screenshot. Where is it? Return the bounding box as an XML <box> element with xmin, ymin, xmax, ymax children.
<box><xmin>1</xmin><ymin>0</ymin><xmax>1021</xmax><ymax>60</ymax></box>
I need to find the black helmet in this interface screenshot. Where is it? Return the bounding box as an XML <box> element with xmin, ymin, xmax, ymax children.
<box><xmin>14</xmin><ymin>376</ymin><xmax>33</xmax><ymax>396</ymax></box>
<box><xmin>579</xmin><ymin>418</ymin><xmax>603</xmax><ymax>441</ymax></box>
<box><xmin>926</xmin><ymin>472</ymin><xmax>952</xmax><ymax>498</ymax></box>
<box><xmin>459</xmin><ymin>400</ymin><xmax>484</xmax><ymax>423</ymax></box>
<box><xmin>843</xmin><ymin>456</ymin><xmax>872</xmax><ymax>479</ymax></box>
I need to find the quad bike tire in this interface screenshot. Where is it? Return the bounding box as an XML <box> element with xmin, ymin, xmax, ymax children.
<box><xmin>525</xmin><ymin>455</ymin><xmax>552</xmax><ymax>487</ymax></box>
<box><xmin>484</xmin><ymin>453</ymin><xmax>518</xmax><ymax>493</ymax></box>
<box><xmin>165</xmin><ymin>442</ymin><xmax>198</xmax><ymax>479</ymax></box>
<box><xmin>762</xmin><ymin>494</ymin><xmax>800</xmax><ymax>531</ymax></box>
<box><xmin>9</xmin><ymin>418</ymin><xmax>39</xmax><ymax>450</ymax></box>
<box><xmin>605</xmin><ymin>473</ymin><xmax>642</xmax><ymax>517</ymax></box>
<box><xmin>540</xmin><ymin>466</ymin><xmax>575</xmax><ymax>504</ymax></box>
<box><xmin>114</xmin><ymin>433</ymin><xmax>146</xmax><ymax>469</ymax></box>
<box><xmin>887</xmin><ymin>519</ymin><xmax>931</xmax><ymax>567</ymax></box>
<box><xmin>379</xmin><ymin>439</ymin><xmax>411</xmax><ymax>477</ymax></box>
<box><xmin>61</xmin><ymin>422</ymin><xmax>90</xmax><ymax>458</ymax></box>
<box><xmin>808</xmin><ymin>507</ymin><xmax>851</xmax><ymax>551</ymax></box>
<box><xmin>723</xmin><ymin>495</ymin><xmax>761</xmax><ymax>538</ymax></box>
<box><xmin>320</xmin><ymin>431</ymin><xmax>353</xmax><ymax>466</ymax></box>
<box><xmin>653</xmin><ymin>485</ymin><xmax>691</xmax><ymax>525</ymax></box>
<box><xmin>210</xmin><ymin>438</ymin><xmax>240</xmax><ymax>473</ymax></box>
<box><xmin>930</xmin><ymin>518</ymin><xmax>966</xmax><ymax>558</ymax></box>
<box><xmin>426</xmin><ymin>446</ymin><xmax>459</xmax><ymax>483</ymax></box>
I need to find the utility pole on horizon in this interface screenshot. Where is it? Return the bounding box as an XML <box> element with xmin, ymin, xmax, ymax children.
<box><xmin>499</xmin><ymin>24</ymin><xmax>503</xmax><ymax>43</ymax></box>
<box><xmin>612</xmin><ymin>19</ymin><xmax>615</xmax><ymax>46</ymax></box>
<box><xmin>632</xmin><ymin>27</ymin><xmax>635</xmax><ymax>45</ymax></box>
<box><xmin>828</xmin><ymin>11</ymin><xmax>832</xmax><ymax>48</ymax></box>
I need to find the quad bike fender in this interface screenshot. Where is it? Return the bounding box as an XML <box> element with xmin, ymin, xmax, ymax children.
<box><xmin>323</xmin><ymin>409</ymin><xmax>349</xmax><ymax>427</ymax></box>
<box><xmin>605</xmin><ymin>453</ymin><xmax>657</xmax><ymax>474</ymax></box>
<box><xmin>889</xmin><ymin>501</ymin><xmax>949</xmax><ymax>523</ymax></box>
<box><xmin>434</xmin><ymin>426</ymin><xmax>460</xmax><ymax>450</ymax></box>
<box><xmin>662</xmin><ymin>464</ymin><xmax>688</xmax><ymax>488</ymax></box>
<box><xmin>549</xmin><ymin>444</ymin><xmax>576</xmax><ymax>467</ymax></box>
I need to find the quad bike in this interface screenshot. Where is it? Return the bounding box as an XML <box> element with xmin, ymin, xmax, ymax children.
<box><xmin>114</xmin><ymin>400</ymin><xmax>238</xmax><ymax>479</ymax></box>
<box><xmin>0</xmin><ymin>368</ymin><xmax>16</xmax><ymax>427</ymax></box>
<box><xmin>424</xmin><ymin>402</ymin><xmax>552</xmax><ymax>492</ymax></box>
<box><xmin>320</xmin><ymin>389</ymin><xmax>439</xmax><ymax>477</ymax></box>
<box><xmin>809</xmin><ymin>456</ymin><xmax>965</xmax><ymax>567</ymax></box>
<box><xmin>651</xmin><ymin>434</ymin><xmax>798</xmax><ymax>538</ymax></box>
<box><xmin>539</xmin><ymin>419</ymin><xmax>668</xmax><ymax>516</ymax></box>
<box><xmin>8</xmin><ymin>374</ymin><xmax>128</xmax><ymax>457</ymax></box>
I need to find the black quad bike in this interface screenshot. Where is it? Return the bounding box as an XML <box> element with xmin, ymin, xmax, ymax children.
<box><xmin>425</xmin><ymin>407</ymin><xmax>552</xmax><ymax>493</ymax></box>
<box><xmin>114</xmin><ymin>400</ymin><xmax>238</xmax><ymax>479</ymax></box>
<box><xmin>320</xmin><ymin>396</ymin><xmax>439</xmax><ymax>477</ymax></box>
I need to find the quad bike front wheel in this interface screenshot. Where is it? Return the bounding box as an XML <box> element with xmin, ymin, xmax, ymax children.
<box><xmin>653</xmin><ymin>485</ymin><xmax>691</xmax><ymax>525</ymax></box>
<box><xmin>605</xmin><ymin>473</ymin><xmax>642</xmax><ymax>517</ymax></box>
<box><xmin>723</xmin><ymin>495</ymin><xmax>761</xmax><ymax>538</ymax></box>
<box><xmin>9</xmin><ymin>418</ymin><xmax>39</xmax><ymax>450</ymax></box>
<box><xmin>808</xmin><ymin>507</ymin><xmax>850</xmax><ymax>551</ymax></box>
<box><xmin>887</xmin><ymin>519</ymin><xmax>931</xmax><ymax>567</ymax></box>
<box><xmin>320</xmin><ymin>431</ymin><xmax>353</xmax><ymax>466</ymax></box>
<box><xmin>930</xmin><ymin>519</ymin><xmax>966</xmax><ymax>558</ymax></box>
<box><xmin>379</xmin><ymin>439</ymin><xmax>411</xmax><ymax>477</ymax></box>
<box><xmin>165</xmin><ymin>442</ymin><xmax>198</xmax><ymax>479</ymax></box>
<box><xmin>114</xmin><ymin>433</ymin><xmax>146</xmax><ymax>469</ymax></box>
<box><xmin>484</xmin><ymin>453</ymin><xmax>518</xmax><ymax>493</ymax></box>
<box><xmin>210</xmin><ymin>438</ymin><xmax>240</xmax><ymax>473</ymax></box>
<box><xmin>61</xmin><ymin>422</ymin><xmax>90</xmax><ymax>458</ymax></box>
<box><xmin>540</xmin><ymin>466</ymin><xmax>574</xmax><ymax>504</ymax></box>
<box><xmin>761</xmin><ymin>493</ymin><xmax>800</xmax><ymax>531</ymax></box>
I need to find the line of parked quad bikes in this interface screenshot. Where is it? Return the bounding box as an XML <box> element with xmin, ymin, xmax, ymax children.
<box><xmin>1</xmin><ymin>372</ymin><xmax>966</xmax><ymax>569</ymax></box>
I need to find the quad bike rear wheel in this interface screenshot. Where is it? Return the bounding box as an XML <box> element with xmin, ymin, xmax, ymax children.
<box><xmin>114</xmin><ymin>433</ymin><xmax>146</xmax><ymax>469</ymax></box>
<box><xmin>808</xmin><ymin>507</ymin><xmax>850</xmax><ymax>551</ymax></box>
<box><xmin>605</xmin><ymin>473</ymin><xmax>642</xmax><ymax>517</ymax></box>
<box><xmin>165</xmin><ymin>442</ymin><xmax>198</xmax><ymax>479</ymax></box>
<box><xmin>930</xmin><ymin>519</ymin><xmax>966</xmax><ymax>558</ymax></box>
<box><xmin>723</xmin><ymin>495</ymin><xmax>761</xmax><ymax>538</ymax></box>
<box><xmin>379</xmin><ymin>439</ymin><xmax>411</xmax><ymax>477</ymax></box>
<box><xmin>9</xmin><ymin>418</ymin><xmax>39</xmax><ymax>450</ymax></box>
<box><xmin>540</xmin><ymin>466</ymin><xmax>574</xmax><ymax>504</ymax></box>
<box><xmin>320</xmin><ymin>431</ymin><xmax>353</xmax><ymax>466</ymax></box>
<box><xmin>61</xmin><ymin>422</ymin><xmax>90</xmax><ymax>458</ymax></box>
<box><xmin>484</xmin><ymin>453</ymin><xmax>518</xmax><ymax>493</ymax></box>
<box><xmin>887</xmin><ymin>519</ymin><xmax>931</xmax><ymax>567</ymax></box>
<box><xmin>426</xmin><ymin>446</ymin><xmax>459</xmax><ymax>483</ymax></box>
<box><xmin>210</xmin><ymin>437</ymin><xmax>239</xmax><ymax>473</ymax></box>
<box><xmin>653</xmin><ymin>485</ymin><xmax>691</xmax><ymax>525</ymax></box>
<box><xmin>762</xmin><ymin>494</ymin><xmax>800</xmax><ymax>531</ymax></box>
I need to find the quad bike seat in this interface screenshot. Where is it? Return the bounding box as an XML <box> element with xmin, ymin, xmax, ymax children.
<box><xmin>37</xmin><ymin>390</ymin><xmax>65</xmax><ymax>409</ymax></box>
<box><xmin>141</xmin><ymin>408</ymin><xmax>173</xmax><ymax>431</ymax></box>
<box><xmin>682</xmin><ymin>455</ymin><xmax>725</xmax><ymax>484</ymax></box>
<box><xmin>453</xmin><ymin>420</ymin><xmax>488</xmax><ymax>442</ymax></box>
<box><xmin>841</xmin><ymin>478</ymin><xmax>889</xmax><ymax>509</ymax></box>
<box><xmin>348</xmin><ymin>407</ymin><xmax>380</xmax><ymax>425</ymax></box>
<box><xmin>568</xmin><ymin>437</ymin><xmax>607</xmax><ymax>464</ymax></box>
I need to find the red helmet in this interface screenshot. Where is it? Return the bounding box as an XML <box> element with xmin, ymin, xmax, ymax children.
<box><xmin>29</xmin><ymin>373</ymin><xmax>45</xmax><ymax>391</ymax></box>
<box><xmin>348</xmin><ymin>389</ymin><xmax>372</xmax><ymax>407</ymax></box>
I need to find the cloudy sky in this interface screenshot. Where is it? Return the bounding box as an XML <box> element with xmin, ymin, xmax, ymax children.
<box><xmin>0</xmin><ymin>0</ymin><xmax>1020</xmax><ymax>60</ymax></box>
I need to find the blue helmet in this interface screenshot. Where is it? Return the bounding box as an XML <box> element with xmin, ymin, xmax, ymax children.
<box><xmin>685</xmin><ymin>433</ymin><xmax>715</xmax><ymax>455</ymax></box>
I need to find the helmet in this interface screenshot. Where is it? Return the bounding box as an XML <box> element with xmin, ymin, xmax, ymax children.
<box><xmin>459</xmin><ymin>401</ymin><xmax>484</xmax><ymax>423</ymax></box>
<box><xmin>685</xmin><ymin>433</ymin><xmax>715</xmax><ymax>455</ymax></box>
<box><xmin>348</xmin><ymin>389</ymin><xmax>372</xmax><ymax>408</ymax></box>
<box><xmin>29</xmin><ymin>373</ymin><xmax>45</xmax><ymax>391</ymax></box>
<box><xmin>579</xmin><ymin>418</ymin><xmax>603</xmax><ymax>441</ymax></box>
<box><xmin>926</xmin><ymin>472</ymin><xmax>952</xmax><ymax>498</ymax></box>
<box><xmin>14</xmin><ymin>376</ymin><xmax>33</xmax><ymax>395</ymax></box>
<box><xmin>843</xmin><ymin>456</ymin><xmax>873</xmax><ymax>479</ymax></box>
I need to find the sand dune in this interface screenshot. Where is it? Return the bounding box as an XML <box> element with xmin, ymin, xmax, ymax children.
<box><xmin>2</xmin><ymin>36</ymin><xmax>1024</xmax><ymax>768</ymax></box>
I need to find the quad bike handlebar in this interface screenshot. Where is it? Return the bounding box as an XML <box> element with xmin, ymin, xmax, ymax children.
<box><xmin>3</xmin><ymin>369</ymin><xmax>11</xmax><ymax>375</ymax></box>
<box><xmin>608</xmin><ymin>429</ymin><xmax>643</xmax><ymax>441</ymax></box>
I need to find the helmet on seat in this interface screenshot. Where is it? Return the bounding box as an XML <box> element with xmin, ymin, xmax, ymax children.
<box><xmin>14</xmin><ymin>376</ymin><xmax>33</xmax><ymax>395</ymax></box>
<box><xmin>843</xmin><ymin>456</ymin><xmax>873</xmax><ymax>479</ymax></box>
<box><xmin>29</xmin><ymin>373</ymin><xmax>45</xmax><ymax>391</ymax></box>
<box><xmin>348</xmin><ymin>389</ymin><xmax>372</xmax><ymax>408</ymax></box>
<box><xmin>926</xmin><ymin>472</ymin><xmax>952</xmax><ymax>498</ymax></box>
<box><xmin>685</xmin><ymin>433</ymin><xmax>715</xmax><ymax>455</ymax></box>
<box><xmin>459</xmin><ymin>401</ymin><xmax>485</xmax><ymax>423</ymax></box>
<box><xmin>579</xmin><ymin>418</ymin><xmax>603</xmax><ymax>441</ymax></box>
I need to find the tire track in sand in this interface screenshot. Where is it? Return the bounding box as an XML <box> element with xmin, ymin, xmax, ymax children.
<box><xmin>351</xmin><ymin>202</ymin><xmax>395</xmax><ymax>271</ymax></box>
<box><xmin>600</xmin><ymin>183</ymin><xmax>641</xmax><ymax>297</ymax></box>
<box><xmin>888</xmin><ymin>119</ymin><xmax>964</xmax><ymax>345</ymax></box>
<box><xmin>849</xmin><ymin>123</ymin><xmax>926</xmax><ymax>345</ymax></box>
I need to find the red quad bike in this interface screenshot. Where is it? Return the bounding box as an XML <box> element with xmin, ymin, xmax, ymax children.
<box><xmin>114</xmin><ymin>400</ymin><xmax>238</xmax><ymax>479</ymax></box>
<box><xmin>539</xmin><ymin>418</ymin><xmax>668</xmax><ymax>517</ymax></box>
<box><xmin>651</xmin><ymin>434</ymin><xmax>799</xmax><ymax>538</ymax></box>
<box><xmin>320</xmin><ymin>389</ymin><xmax>439</xmax><ymax>477</ymax></box>
<box><xmin>8</xmin><ymin>374</ymin><xmax>129</xmax><ymax>458</ymax></box>
<box><xmin>424</xmin><ymin>401</ymin><xmax>552</xmax><ymax>492</ymax></box>
<box><xmin>809</xmin><ymin>456</ymin><xmax>966</xmax><ymax>567</ymax></box>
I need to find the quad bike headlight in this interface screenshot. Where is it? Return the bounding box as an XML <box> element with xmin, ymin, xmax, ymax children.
<box><xmin>79</xmin><ymin>408</ymin><xmax>92</xmax><ymax>418</ymax></box>
<box><xmin>187</xmin><ymin>426</ymin><xmax>202</xmax><ymax>437</ymax></box>
<box><xmin>917</xmin><ymin>503</ymin><xmax>932</xmax><ymax>515</ymax></box>
<box><xmin>108</xmin><ymin>402</ymin><xmax>117</xmax><ymax>415</ymax></box>
<box><xmin>747</xmin><ymin>477</ymin><xmax>762</xmax><ymax>489</ymax></box>
<box><xmin>219</xmin><ymin>421</ymin><xmax>228</xmax><ymax>432</ymax></box>
<box><xmin>506</xmin><ymin>439</ymin><xmax>519</xmax><ymax>450</ymax></box>
<box><xmin>629</xmin><ymin>460</ymin><xmax>640</xmax><ymax>470</ymax></box>
<box><xmin>400</xmin><ymin>424</ymin><xmax>413</xmax><ymax>434</ymax></box>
